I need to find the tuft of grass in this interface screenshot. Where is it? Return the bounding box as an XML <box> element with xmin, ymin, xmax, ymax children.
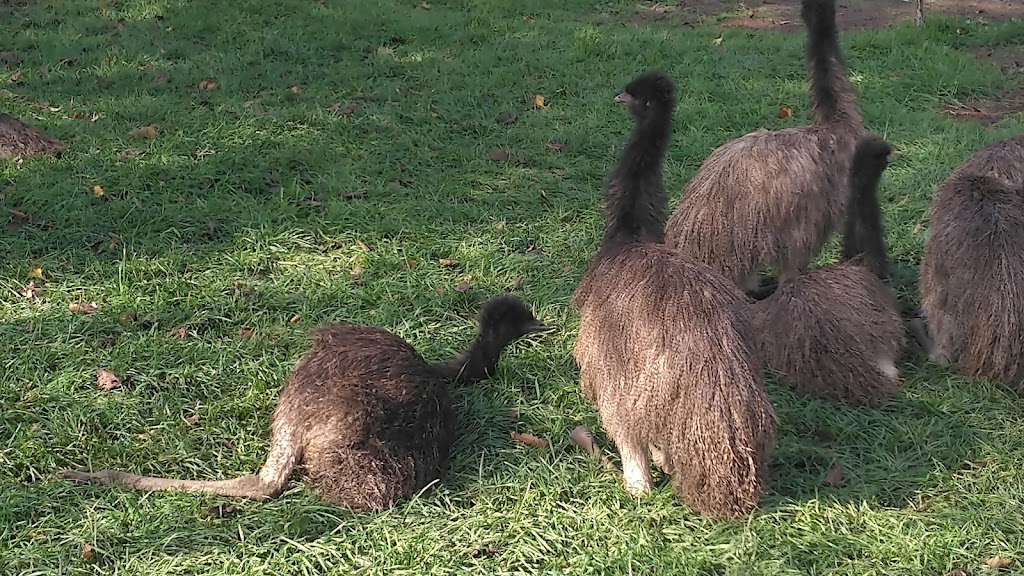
<box><xmin>2</xmin><ymin>0</ymin><xmax>1023</xmax><ymax>574</ymax></box>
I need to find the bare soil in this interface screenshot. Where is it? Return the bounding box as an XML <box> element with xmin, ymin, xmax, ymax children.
<box><xmin>629</xmin><ymin>0</ymin><xmax>1019</xmax><ymax>31</ymax></box>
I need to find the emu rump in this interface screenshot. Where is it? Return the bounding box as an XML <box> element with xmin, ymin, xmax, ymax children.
<box><xmin>0</xmin><ymin>113</ymin><xmax>64</xmax><ymax>159</ymax></box>
<box><xmin>60</xmin><ymin>295</ymin><xmax>551</xmax><ymax>511</ymax></box>
<box><xmin>919</xmin><ymin>135</ymin><xmax>1024</xmax><ymax>390</ymax></box>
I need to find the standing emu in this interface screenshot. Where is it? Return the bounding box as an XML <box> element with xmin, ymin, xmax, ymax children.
<box><xmin>664</xmin><ymin>0</ymin><xmax>865</xmax><ymax>291</ymax></box>
<box><xmin>751</xmin><ymin>134</ymin><xmax>906</xmax><ymax>407</ymax></box>
<box><xmin>919</xmin><ymin>136</ymin><xmax>1024</xmax><ymax>390</ymax></box>
<box><xmin>573</xmin><ymin>70</ymin><xmax>776</xmax><ymax>519</ymax></box>
<box><xmin>60</xmin><ymin>295</ymin><xmax>551</xmax><ymax>511</ymax></box>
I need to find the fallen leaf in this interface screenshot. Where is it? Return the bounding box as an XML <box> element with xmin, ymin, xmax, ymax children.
<box><xmin>356</xmin><ymin>239</ymin><xmax>371</xmax><ymax>252</ymax></box>
<box><xmin>489</xmin><ymin>149</ymin><xmax>509</xmax><ymax>162</ymax></box>
<box><xmin>238</xmin><ymin>327</ymin><xmax>255</xmax><ymax>340</ymax></box>
<box><xmin>985</xmin><ymin>556</ymin><xmax>1013</xmax><ymax>569</ymax></box>
<box><xmin>825</xmin><ymin>464</ymin><xmax>842</xmax><ymax>487</ymax></box>
<box><xmin>532</xmin><ymin>94</ymin><xmax>548</xmax><ymax>109</ymax></box>
<box><xmin>546</xmin><ymin>140</ymin><xmax>563</xmax><ymax>153</ymax></box>
<box><xmin>96</xmin><ymin>368</ymin><xmax>122</xmax><ymax>390</ymax></box>
<box><xmin>913</xmin><ymin>222</ymin><xmax>922</xmax><ymax>235</ymax></box>
<box><xmin>496</xmin><ymin>220</ymin><xmax>506</xmax><ymax>230</ymax></box>
<box><xmin>9</xmin><ymin>70</ymin><xmax>23</xmax><ymax>83</ymax></box>
<box><xmin>777</xmin><ymin>106</ymin><xmax>793</xmax><ymax>118</ymax></box>
<box><xmin>169</xmin><ymin>326</ymin><xmax>188</xmax><ymax>339</ymax></box>
<box><xmin>21</xmin><ymin>282</ymin><xmax>42</xmax><ymax>300</ymax></box>
<box><xmin>561</xmin><ymin>265</ymin><xmax>572</xmax><ymax>274</ymax></box>
<box><xmin>100</xmin><ymin>335</ymin><xmax>116</xmax><ymax>349</ymax></box>
<box><xmin>340</xmin><ymin>190</ymin><xmax>368</xmax><ymax>200</ymax></box>
<box><xmin>152</xmin><ymin>74</ymin><xmax>167</xmax><ymax>85</ymax></box>
<box><xmin>243</xmin><ymin>100</ymin><xmax>255</xmax><ymax>108</ymax></box>
<box><xmin>200</xmin><ymin>503</ymin><xmax>237</xmax><ymax>519</ymax></box>
<box><xmin>711</xmin><ymin>35</ymin><xmax>724</xmax><ymax>46</ymax></box>
<box><xmin>497</xmin><ymin>111</ymin><xmax>518</xmax><ymax>125</ymax></box>
<box><xmin>419</xmin><ymin>1</ymin><xmax>431</xmax><ymax>8</ymax></box>
<box><xmin>92</xmin><ymin>184</ymin><xmax>105</xmax><ymax>198</ymax></box>
<box><xmin>968</xmin><ymin>459</ymin><xmax>989</xmax><ymax>469</ymax></box>
<box><xmin>455</xmin><ymin>281</ymin><xmax>471</xmax><ymax>293</ymax></box>
<box><xmin>525</xmin><ymin>244</ymin><xmax>541</xmax><ymax>254</ymax></box>
<box><xmin>439</xmin><ymin>258</ymin><xmax>459</xmax><ymax>267</ymax></box>
<box><xmin>82</xmin><ymin>543</ymin><xmax>96</xmax><ymax>560</ymax></box>
<box><xmin>185</xmin><ymin>413</ymin><xmax>200</xmax><ymax>425</ymax></box>
<box><xmin>289</xmin><ymin>313</ymin><xmax>302</xmax><ymax>324</ymax></box>
<box><xmin>120</xmin><ymin>312</ymin><xmax>139</xmax><ymax>325</ymax></box>
<box><xmin>471</xmin><ymin>543</ymin><xmax>502</xmax><ymax>558</ymax></box>
<box><xmin>328</xmin><ymin>101</ymin><xmax>361</xmax><ymax>115</ymax></box>
<box><xmin>510</xmin><ymin>275</ymin><xmax>524</xmax><ymax>291</ymax></box>
<box><xmin>538</xmin><ymin>189</ymin><xmax>550</xmax><ymax>204</ymax></box>
<box><xmin>289</xmin><ymin>85</ymin><xmax>301</xmax><ymax>93</ymax></box>
<box><xmin>116</xmin><ymin>148</ymin><xmax>143</xmax><ymax>162</ymax></box>
<box><xmin>197</xmin><ymin>77</ymin><xmax>218</xmax><ymax>90</ymax></box>
<box><xmin>30</xmin><ymin>267</ymin><xmax>44</xmax><ymax>279</ymax></box>
<box><xmin>510</xmin><ymin>431</ymin><xmax>547</xmax><ymax>449</ymax></box>
<box><xmin>68</xmin><ymin>302</ymin><xmax>99</xmax><ymax>314</ymax></box>
<box><xmin>351</xmin><ymin>266</ymin><xmax>364</xmax><ymax>277</ymax></box>
<box><xmin>132</xmin><ymin>124</ymin><xmax>159</xmax><ymax>139</ymax></box>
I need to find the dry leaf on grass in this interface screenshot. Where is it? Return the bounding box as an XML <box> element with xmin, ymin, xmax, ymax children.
<box><xmin>455</xmin><ymin>281</ymin><xmax>471</xmax><ymax>293</ymax></box>
<box><xmin>21</xmin><ymin>282</ymin><xmax>43</xmax><ymax>301</ymax></box>
<box><xmin>289</xmin><ymin>313</ymin><xmax>302</xmax><ymax>324</ymax></box>
<box><xmin>289</xmin><ymin>85</ymin><xmax>301</xmax><ymax>93</ymax></box>
<box><xmin>92</xmin><ymin>185</ymin><xmax>105</xmax><ymax>198</ymax></box>
<box><xmin>328</xmin><ymin>101</ymin><xmax>361</xmax><ymax>115</ymax></box>
<box><xmin>197</xmin><ymin>77</ymin><xmax>218</xmax><ymax>90</ymax></box>
<box><xmin>9</xmin><ymin>70</ymin><xmax>23</xmax><ymax>83</ymax></box>
<box><xmin>238</xmin><ymin>327</ymin><xmax>255</xmax><ymax>340</ymax></box>
<box><xmin>711</xmin><ymin>35</ymin><xmax>724</xmax><ymax>46</ymax></box>
<box><xmin>120</xmin><ymin>312</ymin><xmax>139</xmax><ymax>324</ymax></box>
<box><xmin>546</xmin><ymin>140</ymin><xmax>563</xmax><ymax>153</ymax></box>
<box><xmin>169</xmin><ymin>326</ymin><xmax>188</xmax><ymax>339</ymax></box>
<box><xmin>356</xmin><ymin>239</ymin><xmax>371</xmax><ymax>252</ymax></box>
<box><xmin>132</xmin><ymin>124</ymin><xmax>159</xmax><ymax>139</ymax></box>
<box><xmin>96</xmin><ymin>368</ymin><xmax>122</xmax><ymax>390</ymax></box>
<box><xmin>185</xmin><ymin>413</ymin><xmax>200</xmax><ymax>426</ymax></box>
<box><xmin>825</xmin><ymin>464</ymin><xmax>842</xmax><ymax>486</ymax></box>
<box><xmin>510</xmin><ymin>275</ymin><xmax>524</xmax><ymax>291</ymax></box>
<box><xmin>510</xmin><ymin>431</ymin><xmax>547</xmax><ymax>449</ymax></box>
<box><xmin>351</xmin><ymin>266</ymin><xmax>364</xmax><ymax>277</ymax></box>
<box><xmin>498</xmin><ymin>111</ymin><xmax>518</xmax><ymax>125</ymax></box>
<box><xmin>985</xmin><ymin>556</ymin><xmax>1013</xmax><ymax>569</ymax></box>
<box><xmin>777</xmin><ymin>106</ymin><xmax>793</xmax><ymax>118</ymax></box>
<box><xmin>30</xmin><ymin>267</ymin><xmax>44</xmax><ymax>279</ymax></box>
<box><xmin>82</xmin><ymin>543</ymin><xmax>96</xmax><ymax>560</ymax></box>
<box><xmin>200</xmin><ymin>503</ymin><xmax>238</xmax><ymax>520</ymax></box>
<box><xmin>68</xmin><ymin>302</ymin><xmax>99</xmax><ymax>314</ymax></box>
<box><xmin>152</xmin><ymin>75</ymin><xmax>167</xmax><ymax>85</ymax></box>
<box><xmin>340</xmin><ymin>190</ymin><xmax>368</xmax><ymax>200</ymax></box>
<box><xmin>532</xmin><ymin>94</ymin><xmax>548</xmax><ymax>109</ymax></box>
<box><xmin>419</xmin><ymin>2</ymin><xmax>431</xmax><ymax>8</ymax></box>
<box><xmin>439</xmin><ymin>258</ymin><xmax>459</xmax><ymax>267</ymax></box>
<box><xmin>489</xmin><ymin>149</ymin><xmax>509</xmax><ymax>162</ymax></box>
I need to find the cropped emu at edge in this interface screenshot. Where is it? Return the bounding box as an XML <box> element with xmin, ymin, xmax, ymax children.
<box><xmin>573</xmin><ymin>70</ymin><xmax>776</xmax><ymax>520</ymax></box>
<box><xmin>60</xmin><ymin>295</ymin><xmax>551</xmax><ymax>511</ymax></box>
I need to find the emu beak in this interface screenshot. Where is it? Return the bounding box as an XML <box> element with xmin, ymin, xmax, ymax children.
<box><xmin>614</xmin><ymin>92</ymin><xmax>633</xmax><ymax>106</ymax></box>
<box><xmin>527</xmin><ymin>320</ymin><xmax>555</xmax><ymax>334</ymax></box>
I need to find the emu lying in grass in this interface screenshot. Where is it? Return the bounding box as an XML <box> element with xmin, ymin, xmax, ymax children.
<box><xmin>573</xmin><ymin>70</ymin><xmax>776</xmax><ymax>520</ymax></box>
<box><xmin>751</xmin><ymin>134</ymin><xmax>906</xmax><ymax>407</ymax></box>
<box><xmin>60</xmin><ymin>295</ymin><xmax>551</xmax><ymax>511</ymax></box>
<box><xmin>918</xmin><ymin>135</ymin><xmax>1024</xmax><ymax>391</ymax></box>
<box><xmin>665</xmin><ymin>0</ymin><xmax>865</xmax><ymax>291</ymax></box>
<box><xmin>0</xmin><ymin>113</ymin><xmax>64</xmax><ymax>159</ymax></box>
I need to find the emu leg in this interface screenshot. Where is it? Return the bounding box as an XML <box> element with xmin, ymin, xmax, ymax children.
<box><xmin>617</xmin><ymin>437</ymin><xmax>653</xmax><ymax>497</ymax></box>
<box><xmin>59</xmin><ymin>470</ymin><xmax>277</xmax><ymax>500</ymax></box>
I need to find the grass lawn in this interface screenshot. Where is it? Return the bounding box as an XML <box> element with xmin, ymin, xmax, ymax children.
<box><xmin>2</xmin><ymin>0</ymin><xmax>1024</xmax><ymax>574</ymax></box>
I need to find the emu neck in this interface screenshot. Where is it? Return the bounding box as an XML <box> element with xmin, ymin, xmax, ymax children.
<box><xmin>601</xmin><ymin>111</ymin><xmax>672</xmax><ymax>246</ymax></box>
<box><xmin>438</xmin><ymin>331</ymin><xmax>505</xmax><ymax>385</ymax></box>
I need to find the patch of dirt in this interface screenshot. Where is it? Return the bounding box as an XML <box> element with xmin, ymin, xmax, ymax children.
<box><xmin>627</xmin><ymin>0</ymin><xmax>1019</xmax><ymax>31</ymax></box>
<box><xmin>944</xmin><ymin>45</ymin><xmax>1024</xmax><ymax>125</ymax></box>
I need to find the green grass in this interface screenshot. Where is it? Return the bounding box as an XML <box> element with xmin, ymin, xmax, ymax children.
<box><xmin>2</xmin><ymin>0</ymin><xmax>1024</xmax><ymax>574</ymax></box>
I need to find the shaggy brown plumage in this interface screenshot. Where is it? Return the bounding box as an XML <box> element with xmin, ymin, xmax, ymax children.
<box><xmin>664</xmin><ymin>0</ymin><xmax>865</xmax><ymax>291</ymax></box>
<box><xmin>60</xmin><ymin>295</ymin><xmax>551</xmax><ymax>511</ymax></box>
<box><xmin>919</xmin><ymin>135</ymin><xmax>1024</xmax><ymax>390</ymax></box>
<box><xmin>751</xmin><ymin>134</ymin><xmax>905</xmax><ymax>407</ymax></box>
<box><xmin>573</xmin><ymin>70</ymin><xmax>776</xmax><ymax>519</ymax></box>
<box><xmin>0</xmin><ymin>113</ymin><xmax>64</xmax><ymax>158</ymax></box>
